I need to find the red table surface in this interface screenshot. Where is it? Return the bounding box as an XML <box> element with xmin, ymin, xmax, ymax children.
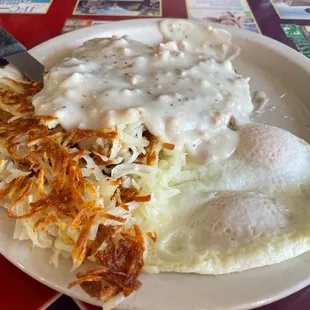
<box><xmin>0</xmin><ymin>0</ymin><xmax>310</xmax><ymax>309</ymax></box>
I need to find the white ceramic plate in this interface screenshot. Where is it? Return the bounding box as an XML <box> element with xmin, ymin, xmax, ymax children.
<box><xmin>1</xmin><ymin>19</ymin><xmax>310</xmax><ymax>310</ymax></box>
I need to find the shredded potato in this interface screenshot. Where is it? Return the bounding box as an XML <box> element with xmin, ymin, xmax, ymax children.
<box><xmin>0</xmin><ymin>65</ymin><xmax>182</xmax><ymax>308</ymax></box>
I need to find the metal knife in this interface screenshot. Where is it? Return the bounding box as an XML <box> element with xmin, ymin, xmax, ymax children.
<box><xmin>0</xmin><ymin>27</ymin><xmax>44</xmax><ymax>82</ymax></box>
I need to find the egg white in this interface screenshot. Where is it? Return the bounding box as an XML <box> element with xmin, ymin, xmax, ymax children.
<box><xmin>143</xmin><ymin>123</ymin><xmax>310</xmax><ymax>274</ymax></box>
<box><xmin>170</xmin><ymin>123</ymin><xmax>310</xmax><ymax>196</ymax></box>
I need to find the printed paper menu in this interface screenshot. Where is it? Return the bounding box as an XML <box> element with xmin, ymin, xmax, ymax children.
<box><xmin>186</xmin><ymin>0</ymin><xmax>260</xmax><ymax>33</ymax></box>
<box><xmin>281</xmin><ymin>24</ymin><xmax>310</xmax><ymax>57</ymax></box>
<box><xmin>271</xmin><ymin>0</ymin><xmax>310</xmax><ymax>20</ymax></box>
<box><xmin>62</xmin><ymin>18</ymin><xmax>109</xmax><ymax>33</ymax></box>
<box><xmin>0</xmin><ymin>0</ymin><xmax>53</xmax><ymax>14</ymax></box>
<box><xmin>73</xmin><ymin>0</ymin><xmax>162</xmax><ymax>17</ymax></box>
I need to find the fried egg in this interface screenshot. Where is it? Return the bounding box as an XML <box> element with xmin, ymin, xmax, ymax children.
<box><xmin>145</xmin><ymin>189</ymin><xmax>310</xmax><ymax>274</ymax></box>
<box><xmin>171</xmin><ymin>123</ymin><xmax>310</xmax><ymax>196</ymax></box>
<box><xmin>143</xmin><ymin>123</ymin><xmax>310</xmax><ymax>274</ymax></box>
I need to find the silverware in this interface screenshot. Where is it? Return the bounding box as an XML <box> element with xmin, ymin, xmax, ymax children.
<box><xmin>0</xmin><ymin>27</ymin><xmax>44</xmax><ymax>82</ymax></box>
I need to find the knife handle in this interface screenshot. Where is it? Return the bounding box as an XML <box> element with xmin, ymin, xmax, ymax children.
<box><xmin>0</xmin><ymin>27</ymin><xmax>26</xmax><ymax>59</ymax></box>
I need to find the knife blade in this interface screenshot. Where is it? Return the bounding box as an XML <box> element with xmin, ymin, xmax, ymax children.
<box><xmin>0</xmin><ymin>27</ymin><xmax>44</xmax><ymax>82</ymax></box>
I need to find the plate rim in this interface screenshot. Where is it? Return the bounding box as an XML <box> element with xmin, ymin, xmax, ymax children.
<box><xmin>1</xmin><ymin>18</ymin><xmax>310</xmax><ymax>310</ymax></box>
<box><xmin>29</xmin><ymin>18</ymin><xmax>310</xmax><ymax>71</ymax></box>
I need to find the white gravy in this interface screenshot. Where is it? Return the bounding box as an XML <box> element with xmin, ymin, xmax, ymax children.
<box><xmin>33</xmin><ymin>20</ymin><xmax>253</xmax><ymax>163</ymax></box>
